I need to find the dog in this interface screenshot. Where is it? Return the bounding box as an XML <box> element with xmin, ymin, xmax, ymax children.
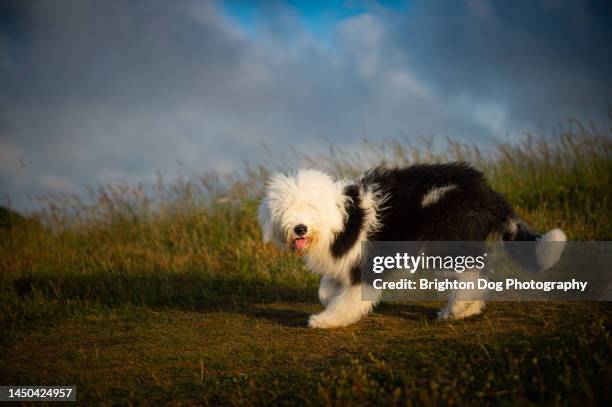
<box><xmin>258</xmin><ymin>163</ymin><xmax>566</xmax><ymax>328</ymax></box>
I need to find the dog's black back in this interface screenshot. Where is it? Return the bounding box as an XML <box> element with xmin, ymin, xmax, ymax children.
<box><xmin>361</xmin><ymin>163</ymin><xmax>515</xmax><ymax>241</ymax></box>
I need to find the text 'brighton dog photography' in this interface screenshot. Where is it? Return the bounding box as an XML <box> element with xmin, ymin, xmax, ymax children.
<box><xmin>1</xmin><ymin>0</ymin><xmax>611</xmax><ymax>405</ymax></box>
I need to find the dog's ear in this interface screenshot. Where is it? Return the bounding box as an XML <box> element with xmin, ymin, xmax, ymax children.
<box><xmin>258</xmin><ymin>197</ymin><xmax>273</xmax><ymax>243</ymax></box>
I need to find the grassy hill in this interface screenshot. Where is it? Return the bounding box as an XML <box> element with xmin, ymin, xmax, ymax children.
<box><xmin>1</xmin><ymin>123</ymin><xmax>610</xmax><ymax>405</ymax></box>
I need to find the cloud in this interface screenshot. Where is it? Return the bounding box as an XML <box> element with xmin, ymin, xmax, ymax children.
<box><xmin>391</xmin><ymin>0</ymin><xmax>612</xmax><ymax>128</ymax></box>
<box><xmin>39</xmin><ymin>173</ymin><xmax>79</xmax><ymax>194</ymax></box>
<box><xmin>0</xmin><ymin>0</ymin><xmax>610</xmax><ymax>210</ymax></box>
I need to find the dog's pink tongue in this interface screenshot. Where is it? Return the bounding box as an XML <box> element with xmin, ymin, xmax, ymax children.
<box><xmin>294</xmin><ymin>238</ymin><xmax>307</xmax><ymax>250</ymax></box>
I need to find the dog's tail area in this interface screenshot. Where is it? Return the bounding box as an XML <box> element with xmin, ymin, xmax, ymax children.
<box><xmin>500</xmin><ymin>217</ymin><xmax>567</xmax><ymax>272</ymax></box>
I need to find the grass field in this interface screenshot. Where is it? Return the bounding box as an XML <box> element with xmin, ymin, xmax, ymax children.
<box><xmin>1</xmin><ymin>121</ymin><xmax>611</xmax><ymax>405</ymax></box>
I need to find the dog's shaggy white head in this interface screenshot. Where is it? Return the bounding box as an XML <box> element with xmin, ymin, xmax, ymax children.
<box><xmin>258</xmin><ymin>169</ymin><xmax>348</xmax><ymax>255</ymax></box>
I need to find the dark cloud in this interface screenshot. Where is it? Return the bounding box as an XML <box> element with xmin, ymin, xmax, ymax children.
<box><xmin>0</xmin><ymin>0</ymin><xmax>610</xmax><ymax>209</ymax></box>
<box><xmin>394</xmin><ymin>0</ymin><xmax>612</xmax><ymax>126</ymax></box>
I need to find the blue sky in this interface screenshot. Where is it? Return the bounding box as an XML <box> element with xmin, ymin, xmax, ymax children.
<box><xmin>0</xmin><ymin>0</ymin><xmax>610</xmax><ymax>210</ymax></box>
<box><xmin>222</xmin><ymin>0</ymin><xmax>408</xmax><ymax>38</ymax></box>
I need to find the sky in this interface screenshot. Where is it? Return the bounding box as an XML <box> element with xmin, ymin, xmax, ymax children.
<box><xmin>1</xmin><ymin>0</ymin><xmax>611</xmax><ymax>210</ymax></box>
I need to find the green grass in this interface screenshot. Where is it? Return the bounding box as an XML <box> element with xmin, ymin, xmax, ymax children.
<box><xmin>1</xmin><ymin>122</ymin><xmax>611</xmax><ymax>405</ymax></box>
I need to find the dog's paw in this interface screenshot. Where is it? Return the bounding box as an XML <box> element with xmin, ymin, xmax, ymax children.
<box><xmin>437</xmin><ymin>308</ymin><xmax>453</xmax><ymax>320</ymax></box>
<box><xmin>308</xmin><ymin>313</ymin><xmax>339</xmax><ymax>329</ymax></box>
<box><xmin>438</xmin><ymin>301</ymin><xmax>484</xmax><ymax>320</ymax></box>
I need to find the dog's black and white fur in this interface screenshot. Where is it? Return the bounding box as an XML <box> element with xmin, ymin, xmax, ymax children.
<box><xmin>258</xmin><ymin>163</ymin><xmax>566</xmax><ymax>328</ymax></box>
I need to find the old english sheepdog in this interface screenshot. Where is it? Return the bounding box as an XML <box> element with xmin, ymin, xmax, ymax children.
<box><xmin>258</xmin><ymin>163</ymin><xmax>566</xmax><ymax>328</ymax></box>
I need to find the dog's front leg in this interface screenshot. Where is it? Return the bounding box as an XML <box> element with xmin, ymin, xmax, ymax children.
<box><xmin>309</xmin><ymin>283</ymin><xmax>379</xmax><ymax>328</ymax></box>
<box><xmin>317</xmin><ymin>275</ymin><xmax>343</xmax><ymax>307</ymax></box>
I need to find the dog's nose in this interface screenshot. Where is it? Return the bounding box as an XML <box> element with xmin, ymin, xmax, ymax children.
<box><xmin>294</xmin><ymin>224</ymin><xmax>308</xmax><ymax>236</ymax></box>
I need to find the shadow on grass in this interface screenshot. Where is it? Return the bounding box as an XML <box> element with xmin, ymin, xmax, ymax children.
<box><xmin>377</xmin><ymin>302</ymin><xmax>439</xmax><ymax>321</ymax></box>
<box><xmin>245</xmin><ymin>306</ymin><xmax>311</xmax><ymax>327</ymax></box>
<box><xmin>11</xmin><ymin>270</ymin><xmax>315</xmax><ymax>304</ymax></box>
<box><xmin>6</xmin><ymin>272</ymin><xmax>444</xmax><ymax>330</ymax></box>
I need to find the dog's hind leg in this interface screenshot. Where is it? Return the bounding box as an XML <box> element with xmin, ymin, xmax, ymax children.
<box><xmin>438</xmin><ymin>271</ymin><xmax>486</xmax><ymax>320</ymax></box>
<box><xmin>309</xmin><ymin>283</ymin><xmax>380</xmax><ymax>328</ymax></box>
